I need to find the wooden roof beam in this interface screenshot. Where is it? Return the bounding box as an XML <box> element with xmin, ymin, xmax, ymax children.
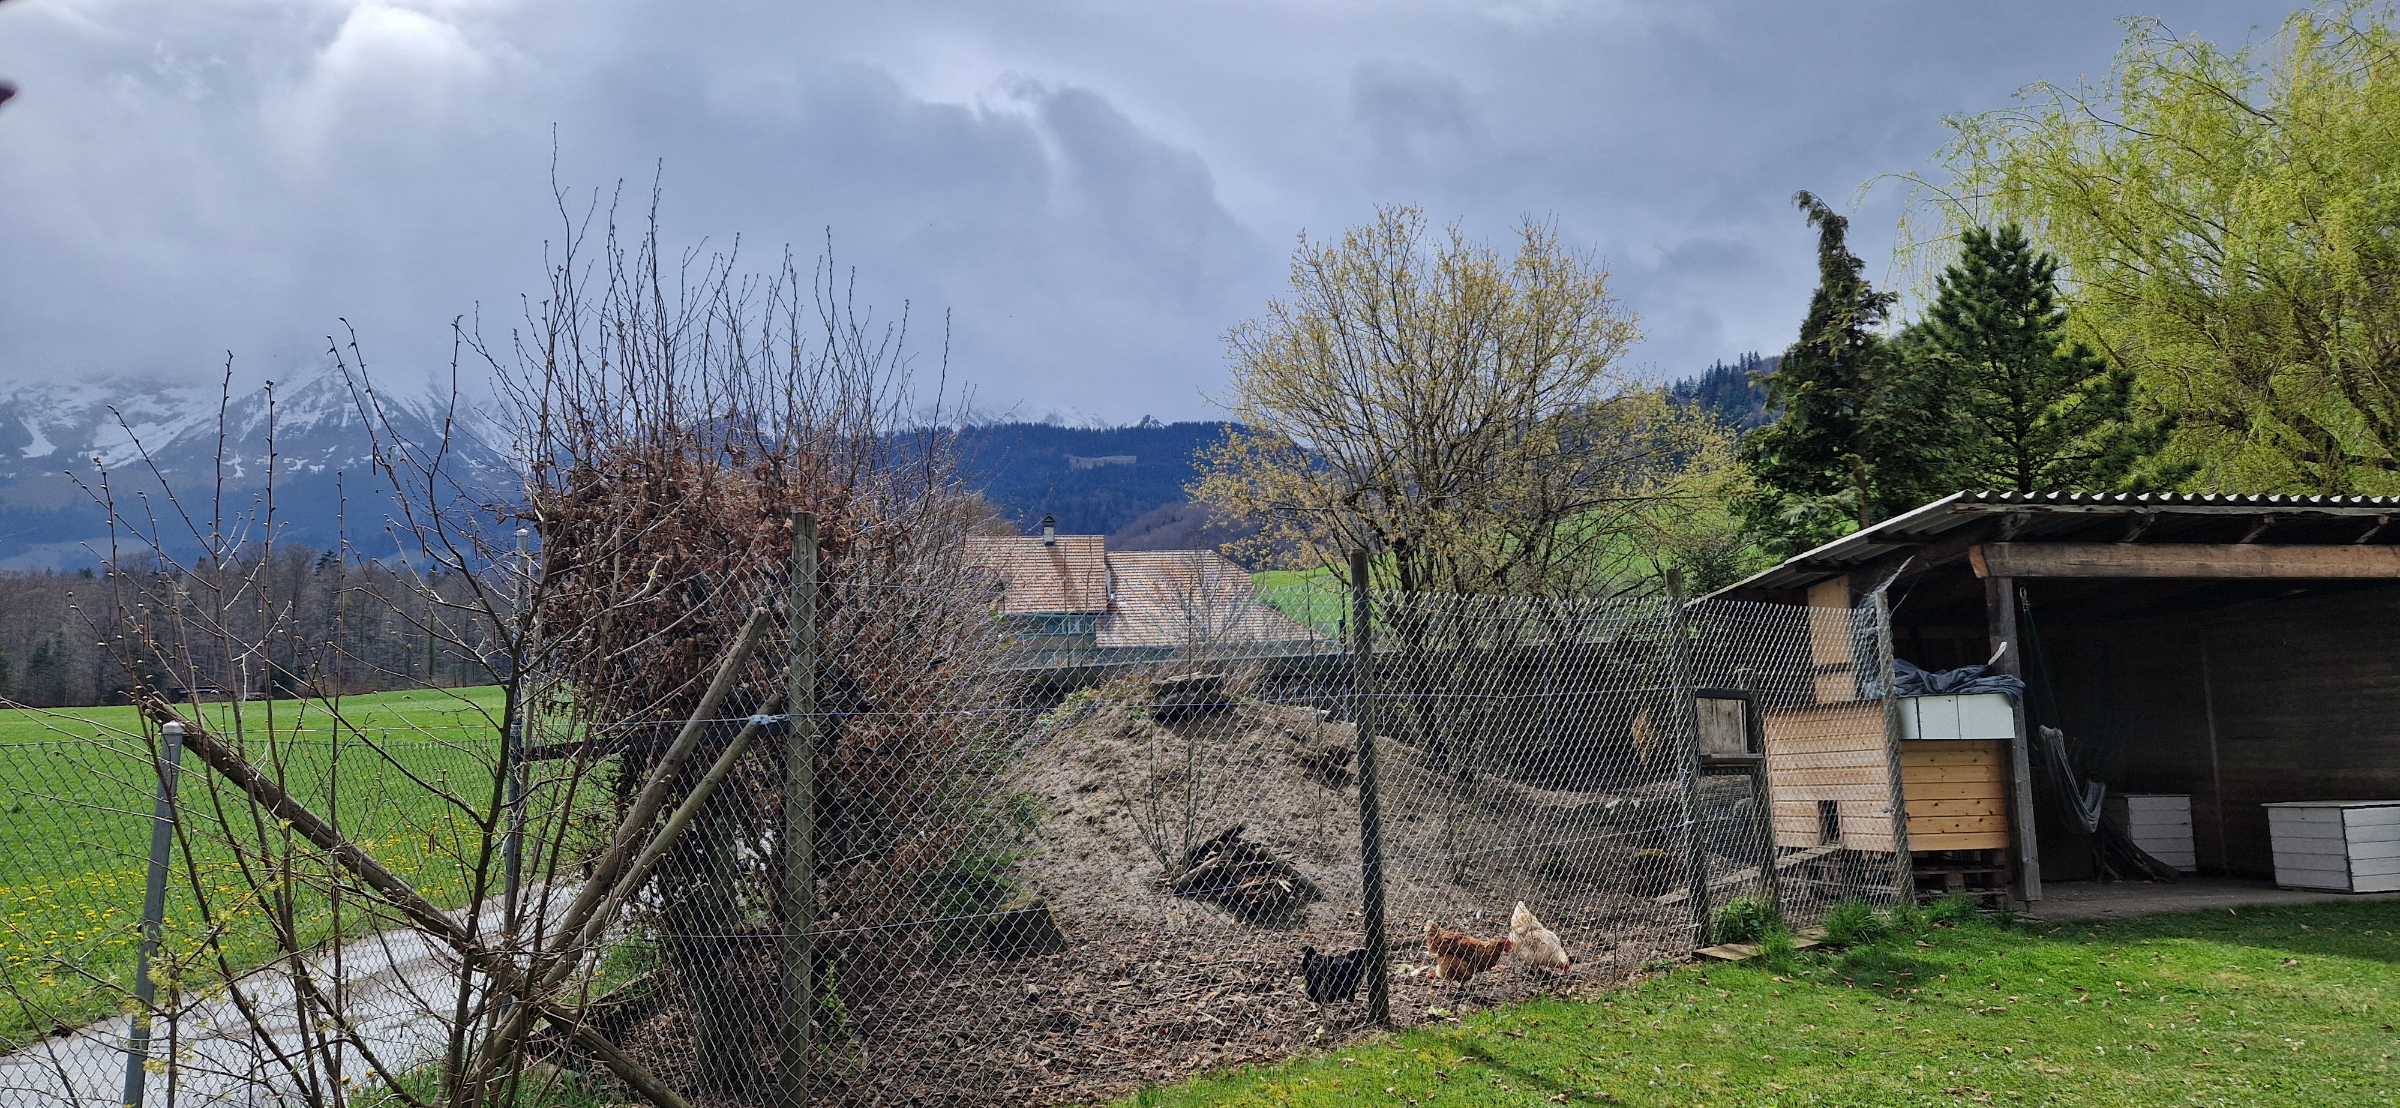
<box><xmin>1970</xmin><ymin>542</ymin><xmax>2400</xmax><ymax>579</ymax></box>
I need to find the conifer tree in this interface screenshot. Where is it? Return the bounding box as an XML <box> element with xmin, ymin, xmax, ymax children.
<box><xmin>1740</xmin><ymin>192</ymin><xmax>1957</xmax><ymax>557</ymax></box>
<box><xmin>19</xmin><ymin>626</ymin><xmax>72</xmax><ymax>708</ymax></box>
<box><xmin>1914</xmin><ymin>224</ymin><xmax>2170</xmax><ymax>491</ymax></box>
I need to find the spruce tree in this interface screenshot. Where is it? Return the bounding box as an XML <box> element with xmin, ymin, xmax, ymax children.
<box><xmin>20</xmin><ymin>627</ymin><xmax>69</xmax><ymax>708</ymax></box>
<box><xmin>1740</xmin><ymin>192</ymin><xmax>1958</xmax><ymax>557</ymax></box>
<box><xmin>1914</xmin><ymin>224</ymin><xmax>2169</xmax><ymax>491</ymax></box>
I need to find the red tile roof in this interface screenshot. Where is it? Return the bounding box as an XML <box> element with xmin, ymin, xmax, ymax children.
<box><xmin>1097</xmin><ymin>550</ymin><xmax>1316</xmax><ymax>649</ymax></box>
<box><xmin>964</xmin><ymin>535</ymin><xmax>1109</xmax><ymax>615</ymax></box>
<box><xmin>964</xmin><ymin>537</ymin><xmax>1321</xmax><ymax>650</ymax></box>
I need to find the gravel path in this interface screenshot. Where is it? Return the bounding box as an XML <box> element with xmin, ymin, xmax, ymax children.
<box><xmin>0</xmin><ymin>893</ymin><xmax>542</xmax><ymax>1108</ymax></box>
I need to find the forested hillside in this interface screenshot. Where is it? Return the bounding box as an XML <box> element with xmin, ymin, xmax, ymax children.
<box><xmin>1670</xmin><ymin>353</ymin><xmax>1778</xmax><ymax>431</ymax></box>
<box><xmin>951</xmin><ymin>419</ymin><xmax>1229</xmax><ymax>539</ymax></box>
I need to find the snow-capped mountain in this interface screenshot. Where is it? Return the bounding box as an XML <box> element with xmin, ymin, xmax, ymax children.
<box><xmin>0</xmin><ymin>371</ymin><xmax>515</xmax><ymax>568</ymax></box>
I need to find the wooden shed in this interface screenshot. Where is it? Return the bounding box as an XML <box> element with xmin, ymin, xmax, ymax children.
<box><xmin>1713</xmin><ymin>491</ymin><xmax>2400</xmax><ymax>905</ymax></box>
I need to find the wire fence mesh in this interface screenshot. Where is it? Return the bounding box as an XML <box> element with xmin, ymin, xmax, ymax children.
<box><xmin>0</xmin><ymin>707</ymin><xmax>534</xmax><ymax>1108</ymax></box>
<box><xmin>0</xmin><ymin>575</ymin><xmax>1911</xmax><ymax>1108</ymax></box>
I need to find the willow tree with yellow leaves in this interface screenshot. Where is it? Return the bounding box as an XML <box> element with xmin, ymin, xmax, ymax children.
<box><xmin>1193</xmin><ymin>205</ymin><xmax>1736</xmax><ymax>600</ymax></box>
<box><xmin>1912</xmin><ymin>5</ymin><xmax>2400</xmax><ymax>495</ymax></box>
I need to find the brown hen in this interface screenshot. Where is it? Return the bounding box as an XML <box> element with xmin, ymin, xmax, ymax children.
<box><xmin>1422</xmin><ymin>920</ymin><xmax>1511</xmax><ymax>985</ymax></box>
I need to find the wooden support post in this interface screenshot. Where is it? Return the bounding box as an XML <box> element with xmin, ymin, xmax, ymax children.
<box><xmin>589</xmin><ymin>692</ymin><xmax>785</xmax><ymax>944</ymax></box>
<box><xmin>1986</xmin><ymin>575</ymin><xmax>2042</xmax><ymax>903</ymax></box>
<box><xmin>1349</xmin><ymin>549</ymin><xmax>1392</xmax><ymax>1028</ymax></box>
<box><xmin>780</xmin><ymin>511</ymin><xmax>820</xmax><ymax>1108</ymax></box>
<box><xmin>471</xmin><ymin>608</ymin><xmax>777</xmax><ymax>1085</ymax></box>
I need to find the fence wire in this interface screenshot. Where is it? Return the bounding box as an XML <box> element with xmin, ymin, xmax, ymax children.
<box><xmin>0</xmin><ymin>577</ymin><xmax>1911</xmax><ymax>1108</ymax></box>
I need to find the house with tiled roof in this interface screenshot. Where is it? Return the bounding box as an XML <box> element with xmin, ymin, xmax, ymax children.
<box><xmin>964</xmin><ymin>516</ymin><xmax>1322</xmax><ymax>660</ymax></box>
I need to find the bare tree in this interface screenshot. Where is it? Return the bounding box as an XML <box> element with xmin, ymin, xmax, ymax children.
<box><xmin>457</xmin><ymin>186</ymin><xmax>1016</xmax><ymax>1101</ymax></box>
<box><xmin>6</xmin><ymin>181</ymin><xmax>1014</xmax><ymax>1108</ymax></box>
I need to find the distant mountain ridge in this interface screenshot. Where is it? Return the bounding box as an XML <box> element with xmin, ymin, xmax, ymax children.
<box><xmin>0</xmin><ymin>372</ymin><xmax>1227</xmax><ymax>568</ymax></box>
<box><xmin>0</xmin><ymin>358</ymin><xmax>1774</xmax><ymax>569</ymax></box>
<box><xmin>0</xmin><ymin>372</ymin><xmax>508</xmax><ymax>568</ymax></box>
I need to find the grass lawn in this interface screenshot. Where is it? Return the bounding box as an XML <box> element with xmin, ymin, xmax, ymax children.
<box><xmin>1252</xmin><ymin>569</ymin><xmax>1338</xmax><ymax>593</ymax></box>
<box><xmin>0</xmin><ymin>687</ymin><xmax>518</xmax><ymax>1049</ymax></box>
<box><xmin>1252</xmin><ymin>569</ymin><xmax>1345</xmax><ymax>634</ymax></box>
<box><xmin>1119</xmin><ymin>900</ymin><xmax>2400</xmax><ymax>1107</ymax></box>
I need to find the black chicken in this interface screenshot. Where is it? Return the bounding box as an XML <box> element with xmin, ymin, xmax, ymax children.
<box><xmin>1299</xmin><ymin>945</ymin><xmax>1368</xmax><ymax>1004</ymax></box>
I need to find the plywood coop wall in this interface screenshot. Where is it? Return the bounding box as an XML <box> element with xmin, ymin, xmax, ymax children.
<box><xmin>1763</xmin><ymin>705</ymin><xmax>2014</xmax><ymax>854</ymax></box>
<box><xmin>1762</xmin><ymin>701</ymin><xmax>1897</xmax><ymax>853</ymax></box>
<box><xmin>1900</xmin><ymin>740</ymin><xmax>2010</xmax><ymax>850</ymax></box>
<box><xmin>1766</xmin><ymin>575</ymin><xmax>2016</xmax><ymax>859</ymax></box>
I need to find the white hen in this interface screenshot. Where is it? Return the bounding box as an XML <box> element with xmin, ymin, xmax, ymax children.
<box><xmin>1508</xmin><ymin>901</ymin><xmax>1570</xmax><ymax>973</ymax></box>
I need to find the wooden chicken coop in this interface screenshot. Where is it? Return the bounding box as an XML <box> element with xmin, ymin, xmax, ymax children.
<box><xmin>1758</xmin><ymin>696</ymin><xmax>2022</xmax><ymax>892</ymax></box>
<box><xmin>1715</xmin><ymin>490</ymin><xmax>2400</xmax><ymax>910</ymax></box>
<box><xmin>1745</xmin><ymin>576</ymin><xmax>2026</xmax><ymax>902</ymax></box>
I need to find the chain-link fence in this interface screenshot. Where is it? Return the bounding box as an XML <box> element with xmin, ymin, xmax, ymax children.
<box><xmin>0</xmin><ymin>578</ymin><xmax>1907</xmax><ymax>1108</ymax></box>
<box><xmin>0</xmin><ymin>704</ymin><xmax>542</xmax><ymax>1108</ymax></box>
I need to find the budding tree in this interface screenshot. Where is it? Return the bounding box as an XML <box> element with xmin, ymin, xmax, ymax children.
<box><xmin>1193</xmin><ymin>204</ymin><xmax>1726</xmax><ymax>599</ymax></box>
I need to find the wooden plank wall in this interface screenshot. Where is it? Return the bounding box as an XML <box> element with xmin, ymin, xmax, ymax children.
<box><xmin>1762</xmin><ymin>700</ymin><xmax>1895</xmax><ymax>852</ymax></box>
<box><xmin>1806</xmin><ymin>577</ymin><xmax>1856</xmax><ymax>702</ymax></box>
<box><xmin>2035</xmin><ymin>583</ymin><xmax>2400</xmax><ymax>879</ymax></box>
<box><xmin>1901</xmin><ymin>740</ymin><xmax>2010</xmax><ymax>850</ymax></box>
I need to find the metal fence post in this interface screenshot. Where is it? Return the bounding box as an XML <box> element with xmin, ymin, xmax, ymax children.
<box><xmin>1873</xmin><ymin>591</ymin><xmax>1915</xmax><ymax>902</ymax></box>
<box><xmin>1664</xmin><ymin>572</ymin><xmax>1713</xmax><ymax>948</ymax></box>
<box><xmin>779</xmin><ymin>511</ymin><xmax>819</xmax><ymax>1108</ymax></box>
<box><xmin>123</xmin><ymin>720</ymin><xmax>185</xmax><ymax>1108</ymax></box>
<box><xmin>1348</xmin><ymin>549</ymin><xmax>1392</xmax><ymax>1027</ymax></box>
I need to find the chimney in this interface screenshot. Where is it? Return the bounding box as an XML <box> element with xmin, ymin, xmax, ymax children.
<box><xmin>1041</xmin><ymin>515</ymin><xmax>1058</xmax><ymax>546</ymax></box>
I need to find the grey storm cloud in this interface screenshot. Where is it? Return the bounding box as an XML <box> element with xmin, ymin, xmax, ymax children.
<box><xmin>0</xmin><ymin>0</ymin><xmax>2291</xmax><ymax>420</ymax></box>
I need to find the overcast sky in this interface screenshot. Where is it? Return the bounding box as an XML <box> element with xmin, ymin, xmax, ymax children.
<box><xmin>0</xmin><ymin>0</ymin><xmax>2292</xmax><ymax>424</ymax></box>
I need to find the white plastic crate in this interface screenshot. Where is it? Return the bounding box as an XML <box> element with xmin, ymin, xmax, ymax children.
<box><xmin>2105</xmin><ymin>793</ymin><xmax>2196</xmax><ymax>872</ymax></box>
<box><xmin>2265</xmin><ymin>801</ymin><xmax>2400</xmax><ymax>893</ymax></box>
<box><xmin>1894</xmin><ymin>693</ymin><xmax>2016</xmax><ymax>742</ymax></box>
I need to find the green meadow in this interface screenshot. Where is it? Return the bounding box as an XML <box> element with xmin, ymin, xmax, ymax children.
<box><xmin>1122</xmin><ymin>901</ymin><xmax>2400</xmax><ymax>1108</ymax></box>
<box><xmin>0</xmin><ymin>687</ymin><xmax>518</xmax><ymax>1048</ymax></box>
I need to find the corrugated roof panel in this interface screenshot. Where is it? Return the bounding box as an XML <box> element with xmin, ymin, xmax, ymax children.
<box><xmin>1709</xmin><ymin>490</ymin><xmax>2398</xmax><ymax>599</ymax></box>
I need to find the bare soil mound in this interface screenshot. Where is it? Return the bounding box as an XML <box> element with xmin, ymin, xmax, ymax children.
<box><xmin>958</xmin><ymin>695</ymin><xmax>1702</xmax><ymax>1105</ymax></box>
<box><xmin>602</xmin><ymin>692</ymin><xmax>1716</xmax><ymax>1107</ymax></box>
